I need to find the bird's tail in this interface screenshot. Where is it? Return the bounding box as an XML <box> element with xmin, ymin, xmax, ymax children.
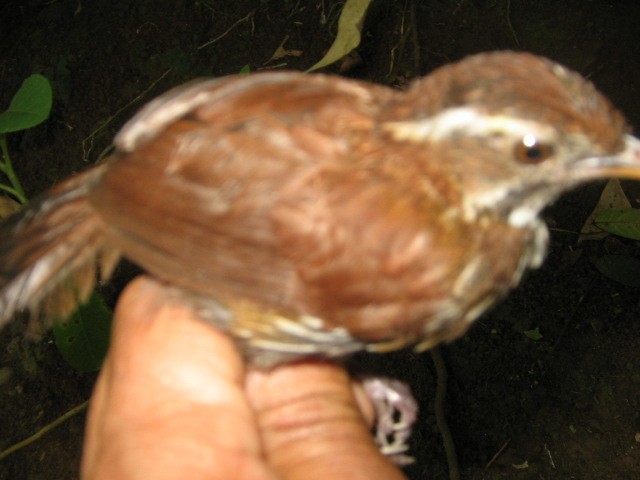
<box><xmin>0</xmin><ymin>164</ymin><xmax>120</xmax><ymax>332</ymax></box>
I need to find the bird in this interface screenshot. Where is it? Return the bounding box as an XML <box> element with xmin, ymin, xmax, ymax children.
<box><xmin>1</xmin><ymin>51</ymin><xmax>639</xmax><ymax>369</ymax></box>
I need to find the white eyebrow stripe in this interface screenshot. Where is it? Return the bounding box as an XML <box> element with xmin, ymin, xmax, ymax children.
<box><xmin>383</xmin><ymin>106</ymin><xmax>555</xmax><ymax>142</ymax></box>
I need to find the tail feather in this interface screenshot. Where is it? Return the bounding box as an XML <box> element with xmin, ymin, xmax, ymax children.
<box><xmin>0</xmin><ymin>164</ymin><xmax>119</xmax><ymax>330</ymax></box>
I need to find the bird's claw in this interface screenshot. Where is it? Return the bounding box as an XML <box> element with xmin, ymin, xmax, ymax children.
<box><xmin>362</xmin><ymin>377</ymin><xmax>418</xmax><ymax>465</ymax></box>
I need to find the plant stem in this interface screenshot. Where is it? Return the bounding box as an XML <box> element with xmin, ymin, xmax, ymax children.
<box><xmin>0</xmin><ymin>183</ymin><xmax>24</xmax><ymax>199</ymax></box>
<box><xmin>0</xmin><ymin>134</ymin><xmax>28</xmax><ymax>205</ymax></box>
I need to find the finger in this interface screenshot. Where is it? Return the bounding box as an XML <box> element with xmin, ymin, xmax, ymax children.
<box><xmin>245</xmin><ymin>363</ymin><xmax>407</xmax><ymax>480</ymax></box>
<box><xmin>82</xmin><ymin>277</ymin><xmax>275</xmax><ymax>480</ymax></box>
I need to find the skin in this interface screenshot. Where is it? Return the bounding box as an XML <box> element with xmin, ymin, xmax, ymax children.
<box><xmin>81</xmin><ymin>277</ymin><xmax>406</xmax><ymax>480</ymax></box>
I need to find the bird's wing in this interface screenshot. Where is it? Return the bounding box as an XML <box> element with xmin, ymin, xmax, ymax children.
<box><xmin>90</xmin><ymin>73</ymin><xmax>391</xmax><ymax>312</ymax></box>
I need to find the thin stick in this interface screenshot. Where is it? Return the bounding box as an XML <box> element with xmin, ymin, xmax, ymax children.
<box><xmin>485</xmin><ymin>439</ymin><xmax>510</xmax><ymax>470</ymax></box>
<box><xmin>198</xmin><ymin>9</ymin><xmax>256</xmax><ymax>50</ymax></box>
<box><xmin>506</xmin><ymin>0</ymin><xmax>520</xmax><ymax>46</ymax></box>
<box><xmin>0</xmin><ymin>400</ymin><xmax>89</xmax><ymax>460</ymax></box>
<box><xmin>81</xmin><ymin>68</ymin><xmax>172</xmax><ymax>162</ymax></box>
<box><xmin>431</xmin><ymin>347</ymin><xmax>461</xmax><ymax>480</ymax></box>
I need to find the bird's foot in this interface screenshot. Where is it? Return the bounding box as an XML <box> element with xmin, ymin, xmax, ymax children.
<box><xmin>362</xmin><ymin>377</ymin><xmax>418</xmax><ymax>466</ymax></box>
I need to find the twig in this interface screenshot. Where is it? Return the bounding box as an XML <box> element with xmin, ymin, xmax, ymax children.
<box><xmin>197</xmin><ymin>9</ymin><xmax>256</xmax><ymax>50</ymax></box>
<box><xmin>544</xmin><ymin>443</ymin><xmax>556</xmax><ymax>468</ymax></box>
<box><xmin>81</xmin><ymin>68</ymin><xmax>172</xmax><ymax>162</ymax></box>
<box><xmin>506</xmin><ymin>0</ymin><xmax>520</xmax><ymax>46</ymax></box>
<box><xmin>386</xmin><ymin>0</ymin><xmax>411</xmax><ymax>81</ymax></box>
<box><xmin>0</xmin><ymin>400</ymin><xmax>89</xmax><ymax>460</ymax></box>
<box><xmin>484</xmin><ymin>439</ymin><xmax>510</xmax><ymax>470</ymax></box>
<box><xmin>431</xmin><ymin>347</ymin><xmax>461</xmax><ymax>480</ymax></box>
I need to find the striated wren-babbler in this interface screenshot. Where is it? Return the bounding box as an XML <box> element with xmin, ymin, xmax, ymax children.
<box><xmin>1</xmin><ymin>51</ymin><xmax>639</xmax><ymax>367</ymax></box>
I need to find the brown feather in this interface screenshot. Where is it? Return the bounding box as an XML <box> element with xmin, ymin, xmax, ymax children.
<box><xmin>0</xmin><ymin>165</ymin><xmax>112</xmax><ymax>329</ymax></box>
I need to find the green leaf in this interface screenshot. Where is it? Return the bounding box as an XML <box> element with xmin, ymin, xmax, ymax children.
<box><xmin>594</xmin><ymin>208</ymin><xmax>640</xmax><ymax>240</ymax></box>
<box><xmin>594</xmin><ymin>254</ymin><xmax>640</xmax><ymax>287</ymax></box>
<box><xmin>239</xmin><ymin>64</ymin><xmax>251</xmax><ymax>75</ymax></box>
<box><xmin>0</xmin><ymin>74</ymin><xmax>53</xmax><ymax>134</ymax></box>
<box><xmin>53</xmin><ymin>292</ymin><xmax>112</xmax><ymax>372</ymax></box>
<box><xmin>307</xmin><ymin>0</ymin><xmax>372</xmax><ymax>72</ymax></box>
<box><xmin>524</xmin><ymin>327</ymin><xmax>543</xmax><ymax>341</ymax></box>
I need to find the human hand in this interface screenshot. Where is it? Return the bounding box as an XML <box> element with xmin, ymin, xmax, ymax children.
<box><xmin>81</xmin><ymin>277</ymin><xmax>407</xmax><ymax>480</ymax></box>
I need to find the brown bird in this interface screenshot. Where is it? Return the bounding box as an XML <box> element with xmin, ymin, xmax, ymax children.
<box><xmin>1</xmin><ymin>51</ymin><xmax>639</xmax><ymax>368</ymax></box>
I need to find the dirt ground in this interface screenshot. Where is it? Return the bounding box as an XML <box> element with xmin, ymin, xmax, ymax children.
<box><xmin>1</xmin><ymin>0</ymin><xmax>639</xmax><ymax>479</ymax></box>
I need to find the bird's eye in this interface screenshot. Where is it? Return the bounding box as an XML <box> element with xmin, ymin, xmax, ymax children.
<box><xmin>514</xmin><ymin>134</ymin><xmax>554</xmax><ymax>164</ymax></box>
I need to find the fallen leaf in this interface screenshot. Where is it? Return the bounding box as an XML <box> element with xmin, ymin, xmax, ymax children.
<box><xmin>307</xmin><ymin>0</ymin><xmax>372</xmax><ymax>72</ymax></box>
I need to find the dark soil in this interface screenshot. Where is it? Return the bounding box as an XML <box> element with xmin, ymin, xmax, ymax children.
<box><xmin>1</xmin><ymin>1</ymin><xmax>639</xmax><ymax>479</ymax></box>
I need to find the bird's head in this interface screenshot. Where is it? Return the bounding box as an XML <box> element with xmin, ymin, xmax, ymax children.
<box><xmin>384</xmin><ymin>51</ymin><xmax>640</xmax><ymax>229</ymax></box>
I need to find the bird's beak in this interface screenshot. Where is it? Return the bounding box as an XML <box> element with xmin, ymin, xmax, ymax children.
<box><xmin>579</xmin><ymin>134</ymin><xmax>640</xmax><ymax>180</ymax></box>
